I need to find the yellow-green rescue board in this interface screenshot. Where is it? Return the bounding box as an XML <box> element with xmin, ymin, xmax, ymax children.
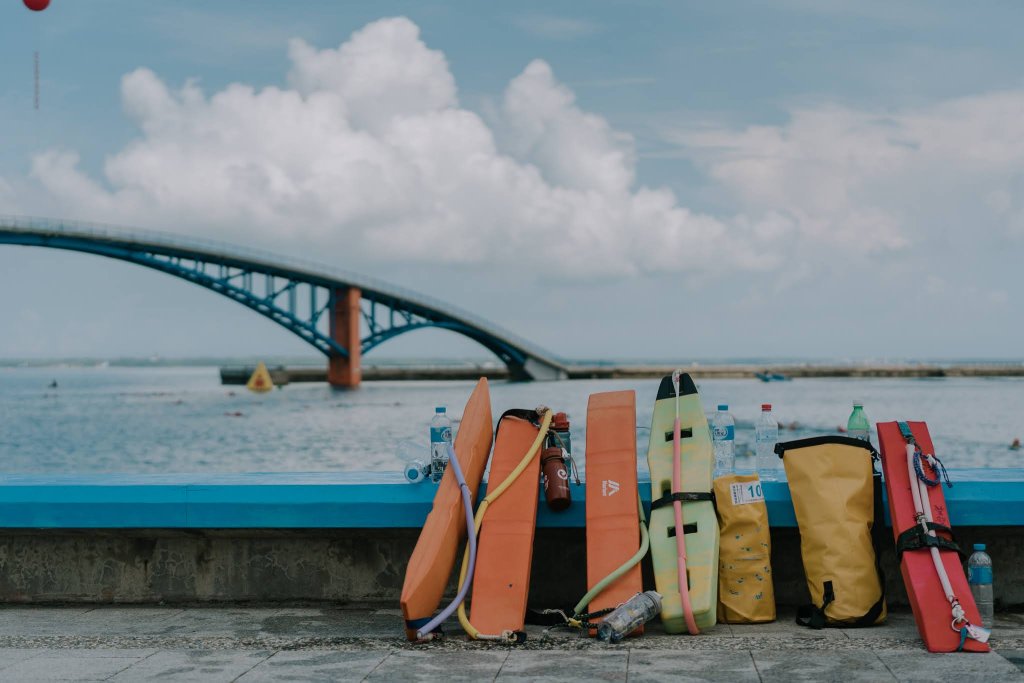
<box><xmin>646</xmin><ymin>373</ymin><xmax>719</xmax><ymax>632</ymax></box>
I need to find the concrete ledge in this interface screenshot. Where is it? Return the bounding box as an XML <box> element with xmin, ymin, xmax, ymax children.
<box><xmin>0</xmin><ymin>526</ymin><xmax>1021</xmax><ymax>606</ymax></box>
<box><xmin>0</xmin><ymin>470</ymin><xmax>1020</xmax><ymax>605</ymax></box>
<box><xmin>0</xmin><ymin>468</ymin><xmax>1021</xmax><ymax>528</ymax></box>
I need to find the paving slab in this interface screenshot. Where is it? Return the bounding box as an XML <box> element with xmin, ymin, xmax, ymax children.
<box><xmin>72</xmin><ymin>607</ymin><xmax>187</xmax><ymax>637</ymax></box>
<box><xmin>110</xmin><ymin>649</ymin><xmax>272</xmax><ymax>682</ymax></box>
<box><xmin>0</xmin><ymin>607</ymin><xmax>1020</xmax><ymax>681</ymax></box>
<box><xmin>875</xmin><ymin>648</ymin><xmax>1024</xmax><ymax>682</ymax></box>
<box><xmin>1001</xmin><ymin>649</ymin><xmax>1024</xmax><ymax>674</ymax></box>
<box><xmin>157</xmin><ymin>607</ymin><xmax>282</xmax><ymax>637</ymax></box>
<box><xmin>367</xmin><ymin>650</ymin><xmax>509</xmax><ymax>682</ymax></box>
<box><xmin>627</xmin><ymin>650</ymin><xmax>759</xmax><ymax>682</ymax></box>
<box><xmin>0</xmin><ymin>650</ymin><xmax>147</xmax><ymax>681</ymax></box>
<box><xmin>752</xmin><ymin>648</ymin><xmax>897</xmax><ymax>682</ymax></box>
<box><xmin>238</xmin><ymin>651</ymin><xmax>390</xmax><ymax>682</ymax></box>
<box><xmin>497</xmin><ymin>650</ymin><xmax>627</xmax><ymax>682</ymax></box>
<box><xmin>0</xmin><ymin>648</ymin><xmax>46</xmax><ymax>671</ymax></box>
<box><xmin>262</xmin><ymin>607</ymin><xmax>397</xmax><ymax>638</ymax></box>
<box><xmin>0</xmin><ymin>608</ymin><xmax>95</xmax><ymax>637</ymax></box>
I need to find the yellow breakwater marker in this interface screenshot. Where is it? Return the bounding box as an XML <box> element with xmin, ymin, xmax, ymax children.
<box><xmin>246</xmin><ymin>362</ymin><xmax>274</xmax><ymax>393</ymax></box>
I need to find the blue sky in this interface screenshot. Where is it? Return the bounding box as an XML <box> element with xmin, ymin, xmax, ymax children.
<box><xmin>1</xmin><ymin>1</ymin><xmax>1021</xmax><ymax>361</ymax></box>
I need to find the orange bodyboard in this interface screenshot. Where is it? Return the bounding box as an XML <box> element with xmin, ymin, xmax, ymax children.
<box><xmin>585</xmin><ymin>390</ymin><xmax>642</xmax><ymax>635</ymax></box>
<box><xmin>469</xmin><ymin>411</ymin><xmax>542</xmax><ymax>634</ymax></box>
<box><xmin>400</xmin><ymin>378</ymin><xmax>494</xmax><ymax>640</ymax></box>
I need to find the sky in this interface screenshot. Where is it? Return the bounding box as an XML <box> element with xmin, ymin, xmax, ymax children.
<box><xmin>0</xmin><ymin>1</ymin><xmax>1021</xmax><ymax>362</ymax></box>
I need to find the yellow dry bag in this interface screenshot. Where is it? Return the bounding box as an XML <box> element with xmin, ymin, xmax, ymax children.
<box><xmin>714</xmin><ymin>474</ymin><xmax>776</xmax><ymax>623</ymax></box>
<box><xmin>775</xmin><ymin>436</ymin><xmax>886</xmax><ymax>628</ymax></box>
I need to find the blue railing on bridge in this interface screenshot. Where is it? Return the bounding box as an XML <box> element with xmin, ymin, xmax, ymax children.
<box><xmin>0</xmin><ymin>469</ymin><xmax>1020</xmax><ymax>529</ymax></box>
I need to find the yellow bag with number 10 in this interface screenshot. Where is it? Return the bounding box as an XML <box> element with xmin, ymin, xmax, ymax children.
<box><xmin>714</xmin><ymin>474</ymin><xmax>776</xmax><ymax>623</ymax></box>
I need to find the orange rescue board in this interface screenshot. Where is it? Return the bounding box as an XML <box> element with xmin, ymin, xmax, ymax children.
<box><xmin>585</xmin><ymin>390</ymin><xmax>642</xmax><ymax>635</ymax></box>
<box><xmin>877</xmin><ymin>421</ymin><xmax>989</xmax><ymax>653</ymax></box>
<box><xmin>400</xmin><ymin>378</ymin><xmax>494</xmax><ymax>641</ymax></box>
<box><xmin>469</xmin><ymin>412</ymin><xmax>542</xmax><ymax>634</ymax></box>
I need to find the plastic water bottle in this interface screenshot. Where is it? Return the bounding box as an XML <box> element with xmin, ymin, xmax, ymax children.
<box><xmin>397</xmin><ymin>438</ymin><xmax>431</xmax><ymax>483</ymax></box>
<box><xmin>847</xmin><ymin>401</ymin><xmax>871</xmax><ymax>443</ymax></box>
<box><xmin>596</xmin><ymin>591</ymin><xmax>662</xmax><ymax>643</ymax></box>
<box><xmin>403</xmin><ymin>459</ymin><xmax>430</xmax><ymax>484</ymax></box>
<box><xmin>755</xmin><ymin>404</ymin><xmax>780</xmax><ymax>475</ymax></box>
<box><xmin>711</xmin><ymin>404</ymin><xmax>735</xmax><ymax>477</ymax></box>
<box><xmin>429</xmin><ymin>407</ymin><xmax>452</xmax><ymax>484</ymax></box>
<box><xmin>968</xmin><ymin>543</ymin><xmax>994</xmax><ymax>629</ymax></box>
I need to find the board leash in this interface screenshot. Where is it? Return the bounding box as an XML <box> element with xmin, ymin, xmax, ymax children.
<box><xmin>671</xmin><ymin>370</ymin><xmax>700</xmax><ymax>635</ymax></box>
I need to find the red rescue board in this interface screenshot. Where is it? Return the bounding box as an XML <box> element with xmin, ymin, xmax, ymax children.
<box><xmin>469</xmin><ymin>412</ymin><xmax>542</xmax><ymax>634</ymax></box>
<box><xmin>877</xmin><ymin>421</ymin><xmax>988</xmax><ymax>653</ymax></box>
<box><xmin>585</xmin><ymin>390</ymin><xmax>642</xmax><ymax>636</ymax></box>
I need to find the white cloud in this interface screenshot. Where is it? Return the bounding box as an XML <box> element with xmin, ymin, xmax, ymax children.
<box><xmin>668</xmin><ymin>91</ymin><xmax>1024</xmax><ymax>254</ymax></box>
<box><xmin>20</xmin><ymin>15</ymin><xmax>1024</xmax><ymax>290</ymax></box>
<box><xmin>24</xmin><ymin>16</ymin><xmax>761</xmax><ymax>281</ymax></box>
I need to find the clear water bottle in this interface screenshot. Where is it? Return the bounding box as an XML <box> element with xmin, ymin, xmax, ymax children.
<box><xmin>711</xmin><ymin>404</ymin><xmax>735</xmax><ymax>477</ymax></box>
<box><xmin>596</xmin><ymin>591</ymin><xmax>662</xmax><ymax>643</ymax></box>
<box><xmin>429</xmin><ymin>406</ymin><xmax>453</xmax><ymax>484</ymax></box>
<box><xmin>397</xmin><ymin>438</ymin><xmax>431</xmax><ymax>483</ymax></box>
<box><xmin>404</xmin><ymin>459</ymin><xmax>430</xmax><ymax>484</ymax></box>
<box><xmin>968</xmin><ymin>543</ymin><xmax>994</xmax><ymax>629</ymax></box>
<box><xmin>847</xmin><ymin>401</ymin><xmax>871</xmax><ymax>443</ymax></box>
<box><xmin>755</xmin><ymin>403</ymin><xmax>780</xmax><ymax>475</ymax></box>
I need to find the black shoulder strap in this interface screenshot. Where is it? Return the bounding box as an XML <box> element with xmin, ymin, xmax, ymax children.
<box><xmin>896</xmin><ymin>522</ymin><xmax>964</xmax><ymax>560</ymax></box>
<box><xmin>650</xmin><ymin>491</ymin><xmax>714</xmax><ymax>510</ymax></box>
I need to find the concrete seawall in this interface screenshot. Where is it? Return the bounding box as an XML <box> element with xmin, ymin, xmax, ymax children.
<box><xmin>220</xmin><ymin>363</ymin><xmax>1024</xmax><ymax>385</ymax></box>
<box><xmin>0</xmin><ymin>526</ymin><xmax>1021</xmax><ymax>607</ymax></box>
<box><xmin>0</xmin><ymin>470</ymin><xmax>1019</xmax><ymax>606</ymax></box>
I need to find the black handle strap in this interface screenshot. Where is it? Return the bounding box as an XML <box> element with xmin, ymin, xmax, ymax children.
<box><xmin>896</xmin><ymin>522</ymin><xmax>964</xmax><ymax>560</ymax></box>
<box><xmin>650</xmin><ymin>491</ymin><xmax>714</xmax><ymax>510</ymax></box>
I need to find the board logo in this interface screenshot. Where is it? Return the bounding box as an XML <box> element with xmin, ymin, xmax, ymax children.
<box><xmin>602</xmin><ymin>479</ymin><xmax>620</xmax><ymax>496</ymax></box>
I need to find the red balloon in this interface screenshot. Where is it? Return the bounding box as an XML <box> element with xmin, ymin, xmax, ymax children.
<box><xmin>24</xmin><ymin>0</ymin><xmax>50</xmax><ymax>11</ymax></box>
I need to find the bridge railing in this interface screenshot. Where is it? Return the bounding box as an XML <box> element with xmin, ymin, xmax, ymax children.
<box><xmin>0</xmin><ymin>215</ymin><xmax>564</xmax><ymax>367</ymax></box>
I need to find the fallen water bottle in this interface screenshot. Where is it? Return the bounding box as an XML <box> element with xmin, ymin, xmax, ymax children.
<box><xmin>397</xmin><ymin>439</ymin><xmax>431</xmax><ymax>484</ymax></box>
<box><xmin>403</xmin><ymin>459</ymin><xmax>430</xmax><ymax>484</ymax></box>
<box><xmin>596</xmin><ymin>591</ymin><xmax>662</xmax><ymax>643</ymax></box>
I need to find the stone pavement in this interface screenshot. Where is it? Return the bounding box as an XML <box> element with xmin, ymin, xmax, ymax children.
<box><xmin>0</xmin><ymin>606</ymin><xmax>1021</xmax><ymax>681</ymax></box>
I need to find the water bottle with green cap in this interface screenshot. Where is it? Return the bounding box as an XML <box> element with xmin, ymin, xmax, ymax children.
<box><xmin>847</xmin><ymin>401</ymin><xmax>871</xmax><ymax>443</ymax></box>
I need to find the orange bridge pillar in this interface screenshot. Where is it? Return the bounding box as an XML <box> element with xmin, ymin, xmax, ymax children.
<box><xmin>328</xmin><ymin>286</ymin><xmax>361</xmax><ymax>388</ymax></box>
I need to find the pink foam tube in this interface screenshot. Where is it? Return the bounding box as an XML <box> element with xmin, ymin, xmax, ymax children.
<box><xmin>673</xmin><ymin>417</ymin><xmax>699</xmax><ymax>635</ymax></box>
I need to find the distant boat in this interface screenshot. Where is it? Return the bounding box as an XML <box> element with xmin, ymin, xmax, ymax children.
<box><xmin>47</xmin><ymin>379</ymin><xmax>58</xmax><ymax>389</ymax></box>
<box><xmin>754</xmin><ymin>372</ymin><xmax>789</xmax><ymax>382</ymax></box>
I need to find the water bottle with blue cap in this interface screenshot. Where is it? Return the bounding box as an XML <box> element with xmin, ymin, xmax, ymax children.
<box><xmin>968</xmin><ymin>543</ymin><xmax>993</xmax><ymax>629</ymax></box>
<box><xmin>429</xmin><ymin>406</ymin><xmax>453</xmax><ymax>483</ymax></box>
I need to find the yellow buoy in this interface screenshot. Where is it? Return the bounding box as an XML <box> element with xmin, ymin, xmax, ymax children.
<box><xmin>246</xmin><ymin>361</ymin><xmax>274</xmax><ymax>393</ymax></box>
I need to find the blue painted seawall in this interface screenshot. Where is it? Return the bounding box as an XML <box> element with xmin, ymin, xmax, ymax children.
<box><xmin>0</xmin><ymin>468</ymin><xmax>1020</xmax><ymax>529</ymax></box>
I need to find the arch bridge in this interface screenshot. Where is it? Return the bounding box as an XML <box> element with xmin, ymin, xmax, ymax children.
<box><xmin>0</xmin><ymin>216</ymin><xmax>567</xmax><ymax>386</ymax></box>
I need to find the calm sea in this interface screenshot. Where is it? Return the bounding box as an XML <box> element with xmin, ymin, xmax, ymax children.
<box><xmin>1</xmin><ymin>365</ymin><xmax>1022</xmax><ymax>473</ymax></box>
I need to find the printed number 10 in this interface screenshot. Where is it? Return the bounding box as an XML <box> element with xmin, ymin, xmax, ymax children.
<box><xmin>746</xmin><ymin>483</ymin><xmax>763</xmax><ymax>498</ymax></box>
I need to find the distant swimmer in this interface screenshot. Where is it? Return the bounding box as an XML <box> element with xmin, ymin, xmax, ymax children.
<box><xmin>1012</xmin><ymin>438</ymin><xmax>1022</xmax><ymax>451</ymax></box>
<box><xmin>48</xmin><ymin>379</ymin><xmax>57</xmax><ymax>389</ymax></box>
